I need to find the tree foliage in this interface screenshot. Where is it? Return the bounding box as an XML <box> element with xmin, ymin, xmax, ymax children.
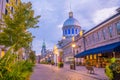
<box><xmin>0</xmin><ymin>47</ymin><xmax>34</xmax><ymax>80</ymax></box>
<box><xmin>29</xmin><ymin>51</ymin><xmax>36</xmax><ymax>64</ymax></box>
<box><xmin>0</xmin><ymin>0</ymin><xmax>40</xmax><ymax>51</ymax></box>
<box><xmin>0</xmin><ymin>0</ymin><xmax>40</xmax><ymax>79</ymax></box>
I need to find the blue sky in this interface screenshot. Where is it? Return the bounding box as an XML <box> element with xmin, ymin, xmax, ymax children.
<box><xmin>22</xmin><ymin>0</ymin><xmax>120</xmax><ymax>55</ymax></box>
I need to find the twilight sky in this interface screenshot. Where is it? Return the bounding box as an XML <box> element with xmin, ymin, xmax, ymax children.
<box><xmin>22</xmin><ymin>0</ymin><xmax>120</xmax><ymax>55</ymax></box>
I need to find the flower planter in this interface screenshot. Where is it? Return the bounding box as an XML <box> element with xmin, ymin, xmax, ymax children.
<box><xmin>58</xmin><ymin>62</ymin><xmax>64</xmax><ymax>68</ymax></box>
<box><xmin>113</xmin><ymin>71</ymin><xmax>120</xmax><ymax>80</ymax></box>
<box><xmin>105</xmin><ymin>58</ymin><xmax>120</xmax><ymax>80</ymax></box>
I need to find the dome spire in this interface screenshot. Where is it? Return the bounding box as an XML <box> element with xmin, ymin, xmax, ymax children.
<box><xmin>42</xmin><ymin>39</ymin><xmax>46</xmax><ymax>47</ymax></box>
<box><xmin>69</xmin><ymin>0</ymin><xmax>73</xmax><ymax>18</ymax></box>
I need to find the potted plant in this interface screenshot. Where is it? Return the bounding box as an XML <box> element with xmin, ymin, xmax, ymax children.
<box><xmin>105</xmin><ymin>58</ymin><xmax>120</xmax><ymax>80</ymax></box>
<box><xmin>58</xmin><ymin>62</ymin><xmax>64</xmax><ymax>68</ymax></box>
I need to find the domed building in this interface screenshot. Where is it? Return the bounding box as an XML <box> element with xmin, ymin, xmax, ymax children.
<box><xmin>62</xmin><ymin>11</ymin><xmax>81</xmax><ymax>39</ymax></box>
<box><xmin>57</xmin><ymin>11</ymin><xmax>82</xmax><ymax>63</ymax></box>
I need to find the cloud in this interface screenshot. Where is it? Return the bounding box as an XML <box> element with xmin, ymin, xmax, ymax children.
<box><xmin>92</xmin><ymin>7</ymin><xmax>118</xmax><ymax>24</ymax></box>
<box><xmin>21</xmin><ymin>0</ymin><xmax>120</xmax><ymax>54</ymax></box>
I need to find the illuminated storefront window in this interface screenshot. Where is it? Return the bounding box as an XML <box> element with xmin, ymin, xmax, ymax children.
<box><xmin>94</xmin><ymin>54</ymin><xmax>97</xmax><ymax>59</ymax></box>
<box><xmin>86</xmin><ymin>56</ymin><xmax>89</xmax><ymax>59</ymax></box>
<box><xmin>90</xmin><ymin>55</ymin><xmax>92</xmax><ymax>59</ymax></box>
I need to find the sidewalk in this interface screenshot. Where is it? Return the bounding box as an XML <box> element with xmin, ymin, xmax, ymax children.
<box><xmin>34</xmin><ymin>64</ymin><xmax>100</xmax><ymax>80</ymax></box>
<box><xmin>63</xmin><ymin>64</ymin><xmax>109</xmax><ymax>80</ymax></box>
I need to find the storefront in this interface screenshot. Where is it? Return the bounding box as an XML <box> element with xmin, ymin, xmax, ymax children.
<box><xmin>75</xmin><ymin>41</ymin><xmax>120</xmax><ymax>68</ymax></box>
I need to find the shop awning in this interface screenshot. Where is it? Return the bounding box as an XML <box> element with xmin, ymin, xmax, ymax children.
<box><xmin>75</xmin><ymin>41</ymin><xmax>120</xmax><ymax>58</ymax></box>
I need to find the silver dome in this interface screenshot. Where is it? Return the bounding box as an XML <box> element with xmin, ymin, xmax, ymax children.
<box><xmin>63</xmin><ymin>17</ymin><xmax>80</xmax><ymax>27</ymax></box>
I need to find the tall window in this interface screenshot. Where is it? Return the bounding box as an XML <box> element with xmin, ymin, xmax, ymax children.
<box><xmin>97</xmin><ymin>32</ymin><xmax>100</xmax><ymax>41</ymax></box>
<box><xmin>75</xmin><ymin>29</ymin><xmax>77</xmax><ymax>34</ymax></box>
<box><xmin>87</xmin><ymin>36</ymin><xmax>90</xmax><ymax>44</ymax></box>
<box><xmin>116</xmin><ymin>21</ymin><xmax>120</xmax><ymax>35</ymax></box>
<box><xmin>72</xmin><ymin>28</ymin><xmax>74</xmax><ymax>34</ymax></box>
<box><xmin>65</xmin><ymin>29</ymin><xmax>67</xmax><ymax>35</ymax></box>
<box><xmin>102</xmin><ymin>29</ymin><xmax>106</xmax><ymax>40</ymax></box>
<box><xmin>90</xmin><ymin>35</ymin><xmax>93</xmax><ymax>44</ymax></box>
<box><xmin>92</xmin><ymin>34</ymin><xmax>95</xmax><ymax>42</ymax></box>
<box><xmin>85</xmin><ymin>38</ymin><xmax>88</xmax><ymax>46</ymax></box>
<box><xmin>89</xmin><ymin>36</ymin><xmax>91</xmax><ymax>44</ymax></box>
<box><xmin>68</xmin><ymin>28</ymin><xmax>70</xmax><ymax>34</ymax></box>
<box><xmin>108</xmin><ymin>26</ymin><xmax>113</xmax><ymax>37</ymax></box>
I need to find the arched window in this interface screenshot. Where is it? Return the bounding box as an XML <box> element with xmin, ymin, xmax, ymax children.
<box><xmin>65</xmin><ymin>29</ymin><xmax>67</xmax><ymax>35</ymax></box>
<box><xmin>68</xmin><ymin>28</ymin><xmax>70</xmax><ymax>34</ymax></box>
<box><xmin>108</xmin><ymin>26</ymin><xmax>113</xmax><ymax>37</ymax></box>
<box><xmin>72</xmin><ymin>28</ymin><xmax>74</xmax><ymax>34</ymax></box>
<box><xmin>75</xmin><ymin>29</ymin><xmax>78</xmax><ymax>34</ymax></box>
<box><xmin>102</xmin><ymin>29</ymin><xmax>106</xmax><ymax>40</ymax></box>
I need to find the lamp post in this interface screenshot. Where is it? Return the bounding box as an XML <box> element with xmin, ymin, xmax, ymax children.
<box><xmin>72</xmin><ymin>42</ymin><xmax>76</xmax><ymax>70</ymax></box>
<box><xmin>53</xmin><ymin>45</ymin><xmax>59</xmax><ymax>66</ymax></box>
<box><xmin>1</xmin><ymin>48</ymin><xmax>5</xmax><ymax>58</ymax></box>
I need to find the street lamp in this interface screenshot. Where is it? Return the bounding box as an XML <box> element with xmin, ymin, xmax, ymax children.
<box><xmin>62</xmin><ymin>36</ymin><xmax>66</xmax><ymax>40</ymax></box>
<box><xmin>53</xmin><ymin>45</ymin><xmax>59</xmax><ymax>66</ymax></box>
<box><xmin>72</xmin><ymin>43</ymin><xmax>76</xmax><ymax>70</ymax></box>
<box><xmin>72</xmin><ymin>44</ymin><xmax>76</xmax><ymax>48</ymax></box>
<box><xmin>0</xmin><ymin>48</ymin><xmax>5</xmax><ymax>58</ymax></box>
<box><xmin>49</xmin><ymin>55</ymin><xmax>51</xmax><ymax>57</ymax></box>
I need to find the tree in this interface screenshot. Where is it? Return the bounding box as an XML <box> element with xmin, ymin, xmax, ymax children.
<box><xmin>29</xmin><ymin>51</ymin><xmax>36</xmax><ymax>64</ymax></box>
<box><xmin>0</xmin><ymin>0</ymin><xmax>40</xmax><ymax>79</ymax></box>
<box><xmin>0</xmin><ymin>0</ymin><xmax>40</xmax><ymax>51</ymax></box>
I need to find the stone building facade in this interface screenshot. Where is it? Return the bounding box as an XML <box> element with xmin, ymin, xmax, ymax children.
<box><xmin>75</xmin><ymin>9</ymin><xmax>120</xmax><ymax>67</ymax></box>
<box><xmin>58</xmin><ymin>11</ymin><xmax>82</xmax><ymax>63</ymax></box>
<box><xmin>82</xmin><ymin>9</ymin><xmax>120</xmax><ymax>67</ymax></box>
<box><xmin>59</xmin><ymin>8</ymin><xmax>120</xmax><ymax>67</ymax></box>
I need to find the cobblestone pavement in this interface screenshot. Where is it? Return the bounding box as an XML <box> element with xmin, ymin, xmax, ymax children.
<box><xmin>30</xmin><ymin>64</ymin><xmax>98</xmax><ymax>80</ymax></box>
<box><xmin>63</xmin><ymin>64</ymin><xmax>108</xmax><ymax>80</ymax></box>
